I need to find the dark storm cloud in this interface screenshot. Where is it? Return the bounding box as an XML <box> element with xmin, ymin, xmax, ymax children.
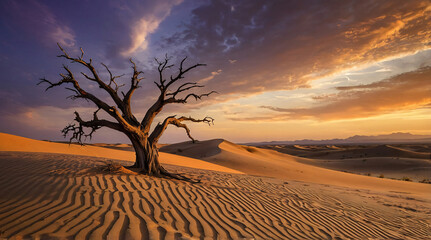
<box><xmin>159</xmin><ymin>0</ymin><xmax>431</xmax><ymax>98</ymax></box>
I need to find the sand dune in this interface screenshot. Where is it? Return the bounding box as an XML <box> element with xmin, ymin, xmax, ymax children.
<box><xmin>308</xmin><ymin>144</ymin><xmax>430</xmax><ymax>159</ymax></box>
<box><xmin>325</xmin><ymin>145</ymin><xmax>344</xmax><ymax>150</ymax></box>
<box><xmin>0</xmin><ymin>151</ymin><xmax>430</xmax><ymax>239</ymax></box>
<box><xmin>161</xmin><ymin>139</ymin><xmax>431</xmax><ymax>198</ymax></box>
<box><xmin>298</xmin><ymin>156</ymin><xmax>431</xmax><ymax>182</ymax></box>
<box><xmin>258</xmin><ymin>143</ymin><xmax>431</xmax><ymax>181</ymax></box>
<box><xmin>1</xmin><ymin>133</ymin><xmax>431</xmax><ymax>239</ymax></box>
<box><xmin>292</xmin><ymin>144</ymin><xmax>311</xmax><ymax>150</ymax></box>
<box><xmin>0</xmin><ymin>133</ymin><xmax>241</xmax><ymax>174</ymax></box>
<box><xmin>402</xmin><ymin>144</ymin><xmax>431</xmax><ymax>153</ymax></box>
<box><xmin>262</xmin><ymin>143</ymin><xmax>431</xmax><ymax>159</ymax></box>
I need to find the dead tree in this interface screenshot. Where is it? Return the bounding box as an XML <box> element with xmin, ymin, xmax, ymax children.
<box><xmin>39</xmin><ymin>44</ymin><xmax>216</xmax><ymax>178</ymax></box>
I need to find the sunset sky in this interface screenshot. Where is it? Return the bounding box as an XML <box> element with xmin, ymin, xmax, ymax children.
<box><xmin>0</xmin><ymin>0</ymin><xmax>430</xmax><ymax>143</ymax></box>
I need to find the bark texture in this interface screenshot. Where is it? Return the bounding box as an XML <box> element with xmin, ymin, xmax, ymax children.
<box><xmin>39</xmin><ymin>45</ymin><xmax>215</xmax><ymax>178</ymax></box>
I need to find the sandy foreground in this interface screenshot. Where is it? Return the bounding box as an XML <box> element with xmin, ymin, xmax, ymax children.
<box><xmin>0</xmin><ymin>133</ymin><xmax>430</xmax><ymax>239</ymax></box>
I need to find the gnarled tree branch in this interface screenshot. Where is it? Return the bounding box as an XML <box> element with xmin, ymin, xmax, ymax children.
<box><xmin>165</xmin><ymin>90</ymin><xmax>218</xmax><ymax>104</ymax></box>
<box><xmin>101</xmin><ymin>63</ymin><xmax>125</xmax><ymax>93</ymax></box>
<box><xmin>149</xmin><ymin>115</ymin><xmax>214</xmax><ymax>144</ymax></box>
<box><xmin>140</xmin><ymin>56</ymin><xmax>209</xmax><ymax>132</ymax></box>
<box><xmin>38</xmin><ymin>65</ymin><xmax>123</xmax><ymax>123</ymax></box>
<box><xmin>56</xmin><ymin>43</ymin><xmax>129</xmax><ymax>119</ymax></box>
<box><xmin>122</xmin><ymin>59</ymin><xmax>144</xmax><ymax>105</ymax></box>
<box><xmin>62</xmin><ymin>110</ymin><xmax>124</xmax><ymax>144</ymax></box>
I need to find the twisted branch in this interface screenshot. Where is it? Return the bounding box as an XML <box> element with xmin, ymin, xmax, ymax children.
<box><xmin>62</xmin><ymin>110</ymin><xmax>124</xmax><ymax>144</ymax></box>
<box><xmin>149</xmin><ymin>115</ymin><xmax>214</xmax><ymax>144</ymax></box>
<box><xmin>56</xmin><ymin>43</ymin><xmax>128</xmax><ymax>118</ymax></box>
<box><xmin>122</xmin><ymin>59</ymin><xmax>144</xmax><ymax>105</ymax></box>
<box><xmin>38</xmin><ymin>65</ymin><xmax>118</xmax><ymax>119</ymax></box>
<box><xmin>101</xmin><ymin>63</ymin><xmax>125</xmax><ymax>93</ymax></box>
<box><xmin>140</xmin><ymin>56</ymin><xmax>210</xmax><ymax>130</ymax></box>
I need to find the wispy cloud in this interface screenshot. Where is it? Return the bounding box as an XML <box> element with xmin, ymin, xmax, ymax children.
<box><xmin>49</xmin><ymin>25</ymin><xmax>75</xmax><ymax>48</ymax></box>
<box><xmin>3</xmin><ymin>0</ymin><xmax>76</xmax><ymax>47</ymax></box>
<box><xmin>120</xmin><ymin>0</ymin><xmax>183</xmax><ymax>57</ymax></box>
<box><xmin>121</xmin><ymin>16</ymin><xmax>164</xmax><ymax>57</ymax></box>
<box><xmin>199</xmin><ymin>69</ymin><xmax>222</xmax><ymax>84</ymax></box>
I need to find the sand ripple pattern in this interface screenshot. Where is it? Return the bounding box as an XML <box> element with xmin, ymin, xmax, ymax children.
<box><xmin>0</xmin><ymin>152</ymin><xmax>430</xmax><ymax>239</ymax></box>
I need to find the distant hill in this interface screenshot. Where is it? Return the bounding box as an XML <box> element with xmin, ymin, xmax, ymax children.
<box><xmin>245</xmin><ymin>132</ymin><xmax>431</xmax><ymax>146</ymax></box>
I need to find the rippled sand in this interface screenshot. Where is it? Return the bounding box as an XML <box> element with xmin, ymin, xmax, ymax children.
<box><xmin>0</xmin><ymin>151</ymin><xmax>430</xmax><ymax>239</ymax></box>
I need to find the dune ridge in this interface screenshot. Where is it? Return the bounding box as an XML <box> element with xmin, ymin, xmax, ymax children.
<box><xmin>0</xmin><ymin>133</ymin><xmax>241</xmax><ymax>174</ymax></box>
<box><xmin>262</xmin><ymin>143</ymin><xmax>431</xmax><ymax>159</ymax></box>
<box><xmin>305</xmin><ymin>144</ymin><xmax>430</xmax><ymax>159</ymax></box>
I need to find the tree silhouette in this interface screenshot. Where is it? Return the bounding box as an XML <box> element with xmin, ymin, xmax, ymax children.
<box><xmin>39</xmin><ymin>44</ymin><xmax>216</xmax><ymax>179</ymax></box>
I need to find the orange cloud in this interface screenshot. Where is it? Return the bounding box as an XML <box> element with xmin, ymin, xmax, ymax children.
<box><xmin>243</xmin><ymin>66</ymin><xmax>431</xmax><ymax>121</ymax></box>
<box><xmin>167</xmin><ymin>0</ymin><xmax>431</xmax><ymax>98</ymax></box>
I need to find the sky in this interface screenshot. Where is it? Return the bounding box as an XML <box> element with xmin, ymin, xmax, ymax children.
<box><xmin>0</xmin><ymin>0</ymin><xmax>430</xmax><ymax>144</ymax></box>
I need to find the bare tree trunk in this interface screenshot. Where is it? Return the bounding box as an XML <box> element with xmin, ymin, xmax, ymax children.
<box><xmin>129</xmin><ymin>135</ymin><xmax>167</xmax><ymax>176</ymax></box>
<box><xmin>128</xmin><ymin>134</ymin><xmax>195</xmax><ymax>181</ymax></box>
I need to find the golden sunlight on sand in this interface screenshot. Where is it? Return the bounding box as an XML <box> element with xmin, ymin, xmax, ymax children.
<box><xmin>0</xmin><ymin>133</ymin><xmax>430</xmax><ymax>239</ymax></box>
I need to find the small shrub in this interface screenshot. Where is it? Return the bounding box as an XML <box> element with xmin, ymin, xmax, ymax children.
<box><xmin>401</xmin><ymin>176</ymin><xmax>412</xmax><ymax>182</ymax></box>
<box><xmin>177</xmin><ymin>148</ymin><xmax>183</xmax><ymax>153</ymax></box>
<box><xmin>366</xmin><ymin>173</ymin><xmax>371</xmax><ymax>176</ymax></box>
<box><xmin>419</xmin><ymin>179</ymin><xmax>431</xmax><ymax>184</ymax></box>
<box><xmin>378</xmin><ymin>174</ymin><xmax>384</xmax><ymax>178</ymax></box>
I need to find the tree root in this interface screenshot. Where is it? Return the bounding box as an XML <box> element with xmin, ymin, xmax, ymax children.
<box><xmin>125</xmin><ymin>164</ymin><xmax>201</xmax><ymax>183</ymax></box>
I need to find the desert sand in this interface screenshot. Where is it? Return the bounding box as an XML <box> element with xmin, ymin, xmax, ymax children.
<box><xmin>259</xmin><ymin>143</ymin><xmax>431</xmax><ymax>182</ymax></box>
<box><xmin>161</xmin><ymin>139</ymin><xmax>431</xmax><ymax>197</ymax></box>
<box><xmin>0</xmin><ymin>133</ymin><xmax>240</xmax><ymax>174</ymax></box>
<box><xmin>1</xmin><ymin>133</ymin><xmax>431</xmax><ymax>239</ymax></box>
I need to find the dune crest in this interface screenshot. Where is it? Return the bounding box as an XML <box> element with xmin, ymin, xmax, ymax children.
<box><xmin>162</xmin><ymin>139</ymin><xmax>431</xmax><ymax>199</ymax></box>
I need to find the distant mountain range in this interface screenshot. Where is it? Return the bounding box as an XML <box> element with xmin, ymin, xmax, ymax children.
<box><xmin>245</xmin><ymin>132</ymin><xmax>431</xmax><ymax>146</ymax></box>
